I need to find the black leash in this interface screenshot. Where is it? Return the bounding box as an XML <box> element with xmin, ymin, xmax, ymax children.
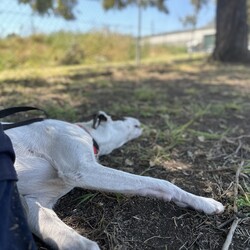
<box><xmin>0</xmin><ymin>106</ymin><xmax>48</xmax><ymax>131</ymax></box>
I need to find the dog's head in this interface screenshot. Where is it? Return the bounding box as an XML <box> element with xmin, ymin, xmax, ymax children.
<box><xmin>78</xmin><ymin>111</ymin><xmax>142</xmax><ymax>155</ymax></box>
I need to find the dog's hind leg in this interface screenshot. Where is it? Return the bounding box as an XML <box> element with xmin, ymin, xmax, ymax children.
<box><xmin>24</xmin><ymin>197</ymin><xmax>100</xmax><ymax>250</ymax></box>
<box><xmin>67</xmin><ymin>163</ymin><xmax>224</xmax><ymax>215</ymax></box>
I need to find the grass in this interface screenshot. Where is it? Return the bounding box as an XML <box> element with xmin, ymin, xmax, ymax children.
<box><xmin>0</xmin><ymin>32</ymin><xmax>135</xmax><ymax>69</ymax></box>
<box><xmin>46</xmin><ymin>105</ymin><xmax>78</xmax><ymax>121</ymax></box>
<box><xmin>0</xmin><ymin>31</ymin><xmax>189</xmax><ymax>71</ymax></box>
<box><xmin>237</xmin><ymin>195</ymin><xmax>250</xmax><ymax>208</ymax></box>
<box><xmin>209</xmin><ymin>102</ymin><xmax>244</xmax><ymax>117</ymax></box>
<box><xmin>243</xmin><ymin>162</ymin><xmax>250</xmax><ymax>174</ymax></box>
<box><xmin>77</xmin><ymin>193</ymin><xmax>98</xmax><ymax>206</ymax></box>
<box><xmin>237</xmin><ymin>162</ymin><xmax>250</xmax><ymax>208</ymax></box>
<box><xmin>134</xmin><ymin>87</ymin><xmax>157</xmax><ymax>102</ymax></box>
<box><xmin>189</xmin><ymin>129</ymin><xmax>230</xmax><ymax>140</ymax></box>
<box><xmin>162</xmin><ymin>104</ymin><xmax>213</xmax><ymax>150</ymax></box>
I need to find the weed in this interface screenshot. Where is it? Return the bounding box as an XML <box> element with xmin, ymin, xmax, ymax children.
<box><xmin>160</xmin><ymin>104</ymin><xmax>213</xmax><ymax>149</ymax></box>
<box><xmin>189</xmin><ymin>128</ymin><xmax>230</xmax><ymax>140</ymax></box>
<box><xmin>185</xmin><ymin>103</ymin><xmax>211</xmax><ymax>118</ymax></box>
<box><xmin>77</xmin><ymin>193</ymin><xmax>98</xmax><ymax>206</ymax></box>
<box><xmin>149</xmin><ymin>145</ymin><xmax>170</xmax><ymax>167</ymax></box>
<box><xmin>209</xmin><ymin>101</ymin><xmax>244</xmax><ymax>117</ymax></box>
<box><xmin>237</xmin><ymin>194</ymin><xmax>250</xmax><ymax>208</ymax></box>
<box><xmin>237</xmin><ymin>162</ymin><xmax>250</xmax><ymax>208</ymax></box>
<box><xmin>164</xmin><ymin>118</ymin><xmax>188</xmax><ymax>150</ymax></box>
<box><xmin>243</xmin><ymin>162</ymin><xmax>250</xmax><ymax>174</ymax></box>
<box><xmin>224</xmin><ymin>102</ymin><xmax>242</xmax><ymax>111</ymax></box>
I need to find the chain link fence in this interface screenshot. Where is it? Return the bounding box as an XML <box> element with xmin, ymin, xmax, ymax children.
<box><xmin>0</xmin><ymin>0</ymin><xmax>191</xmax><ymax>70</ymax></box>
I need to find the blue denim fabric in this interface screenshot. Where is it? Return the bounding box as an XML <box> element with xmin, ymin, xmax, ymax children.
<box><xmin>0</xmin><ymin>123</ymin><xmax>37</xmax><ymax>250</ymax></box>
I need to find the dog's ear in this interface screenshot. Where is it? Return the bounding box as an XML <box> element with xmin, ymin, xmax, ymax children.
<box><xmin>92</xmin><ymin>112</ymin><xmax>108</xmax><ymax>129</ymax></box>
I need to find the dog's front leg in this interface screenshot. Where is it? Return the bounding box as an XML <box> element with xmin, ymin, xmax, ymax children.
<box><xmin>24</xmin><ymin>198</ymin><xmax>100</xmax><ymax>250</ymax></box>
<box><xmin>69</xmin><ymin>163</ymin><xmax>224</xmax><ymax>215</ymax></box>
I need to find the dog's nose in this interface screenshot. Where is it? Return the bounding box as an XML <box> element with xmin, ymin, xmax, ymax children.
<box><xmin>134</xmin><ymin>124</ymin><xmax>143</xmax><ymax>134</ymax></box>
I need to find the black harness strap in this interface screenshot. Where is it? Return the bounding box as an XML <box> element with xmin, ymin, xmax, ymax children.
<box><xmin>0</xmin><ymin>106</ymin><xmax>48</xmax><ymax>119</ymax></box>
<box><xmin>0</xmin><ymin>106</ymin><xmax>48</xmax><ymax>131</ymax></box>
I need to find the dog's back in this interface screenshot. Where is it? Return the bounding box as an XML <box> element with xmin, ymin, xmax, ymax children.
<box><xmin>6</xmin><ymin>119</ymin><xmax>90</xmax><ymax>207</ymax></box>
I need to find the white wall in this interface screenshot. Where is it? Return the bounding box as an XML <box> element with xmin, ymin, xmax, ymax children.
<box><xmin>143</xmin><ymin>28</ymin><xmax>215</xmax><ymax>46</ymax></box>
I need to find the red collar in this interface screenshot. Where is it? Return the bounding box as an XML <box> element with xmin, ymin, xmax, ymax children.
<box><xmin>76</xmin><ymin>124</ymin><xmax>99</xmax><ymax>156</ymax></box>
<box><xmin>92</xmin><ymin>139</ymin><xmax>99</xmax><ymax>155</ymax></box>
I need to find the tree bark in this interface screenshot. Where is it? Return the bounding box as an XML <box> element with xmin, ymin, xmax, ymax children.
<box><xmin>212</xmin><ymin>0</ymin><xmax>249</xmax><ymax>63</ymax></box>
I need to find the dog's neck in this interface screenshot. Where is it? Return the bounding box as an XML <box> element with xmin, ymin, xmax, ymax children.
<box><xmin>76</xmin><ymin>123</ymin><xmax>91</xmax><ymax>135</ymax></box>
<box><xmin>76</xmin><ymin>123</ymin><xmax>99</xmax><ymax>156</ymax></box>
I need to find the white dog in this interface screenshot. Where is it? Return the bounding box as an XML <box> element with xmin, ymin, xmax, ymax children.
<box><xmin>5</xmin><ymin>111</ymin><xmax>224</xmax><ymax>250</ymax></box>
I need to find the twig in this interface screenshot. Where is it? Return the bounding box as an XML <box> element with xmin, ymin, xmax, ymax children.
<box><xmin>187</xmin><ymin>232</ymin><xmax>203</xmax><ymax>249</ymax></box>
<box><xmin>224</xmin><ymin>139</ymin><xmax>243</xmax><ymax>160</ymax></box>
<box><xmin>224</xmin><ymin>138</ymin><xmax>250</xmax><ymax>153</ymax></box>
<box><xmin>227</xmin><ymin>135</ymin><xmax>250</xmax><ymax>140</ymax></box>
<box><xmin>143</xmin><ymin>235</ymin><xmax>171</xmax><ymax>244</ymax></box>
<box><xmin>186</xmin><ymin>166</ymin><xmax>236</xmax><ymax>173</ymax></box>
<box><xmin>205</xmin><ymin>166</ymin><xmax>236</xmax><ymax>172</ymax></box>
<box><xmin>234</xmin><ymin>161</ymin><xmax>244</xmax><ymax>214</ymax></box>
<box><xmin>218</xmin><ymin>216</ymin><xmax>235</xmax><ymax>229</ymax></box>
<box><xmin>234</xmin><ymin>139</ymin><xmax>243</xmax><ymax>156</ymax></box>
<box><xmin>221</xmin><ymin>218</ymin><xmax>241</xmax><ymax>250</ymax></box>
<box><xmin>221</xmin><ymin>161</ymin><xmax>244</xmax><ymax>250</ymax></box>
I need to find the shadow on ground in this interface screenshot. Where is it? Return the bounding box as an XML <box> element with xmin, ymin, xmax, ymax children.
<box><xmin>1</xmin><ymin>60</ymin><xmax>250</xmax><ymax>249</ymax></box>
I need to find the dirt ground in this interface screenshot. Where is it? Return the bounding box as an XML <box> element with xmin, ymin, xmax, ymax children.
<box><xmin>1</xmin><ymin>59</ymin><xmax>250</xmax><ymax>250</ymax></box>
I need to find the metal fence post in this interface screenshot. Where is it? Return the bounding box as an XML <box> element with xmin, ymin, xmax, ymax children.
<box><xmin>136</xmin><ymin>0</ymin><xmax>141</xmax><ymax>66</ymax></box>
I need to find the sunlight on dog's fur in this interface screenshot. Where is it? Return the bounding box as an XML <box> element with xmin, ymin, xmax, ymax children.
<box><xmin>6</xmin><ymin>111</ymin><xmax>224</xmax><ymax>250</ymax></box>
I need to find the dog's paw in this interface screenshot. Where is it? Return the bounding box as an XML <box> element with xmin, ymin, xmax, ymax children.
<box><xmin>174</xmin><ymin>197</ymin><xmax>224</xmax><ymax>215</ymax></box>
<box><xmin>198</xmin><ymin>197</ymin><xmax>224</xmax><ymax>215</ymax></box>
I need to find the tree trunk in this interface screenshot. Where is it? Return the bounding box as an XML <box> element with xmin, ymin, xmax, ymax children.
<box><xmin>212</xmin><ymin>0</ymin><xmax>249</xmax><ymax>63</ymax></box>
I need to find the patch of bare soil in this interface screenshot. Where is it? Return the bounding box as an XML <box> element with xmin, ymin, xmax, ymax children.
<box><xmin>1</xmin><ymin>61</ymin><xmax>250</xmax><ymax>250</ymax></box>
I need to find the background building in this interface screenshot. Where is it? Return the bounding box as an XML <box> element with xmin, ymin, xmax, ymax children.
<box><xmin>143</xmin><ymin>25</ymin><xmax>215</xmax><ymax>53</ymax></box>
